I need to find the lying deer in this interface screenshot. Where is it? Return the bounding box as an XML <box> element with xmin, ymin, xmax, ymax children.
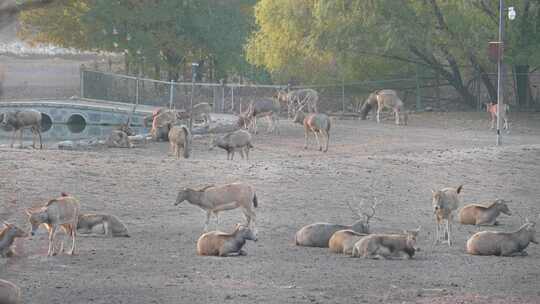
<box><xmin>106</xmin><ymin>130</ymin><xmax>132</xmax><ymax>148</ymax></box>
<box><xmin>0</xmin><ymin>109</ymin><xmax>43</xmax><ymax>149</ymax></box>
<box><xmin>432</xmin><ymin>185</ymin><xmax>462</xmax><ymax>246</ymax></box>
<box><xmin>0</xmin><ymin>279</ymin><xmax>21</xmax><ymax>304</ymax></box>
<box><xmin>0</xmin><ymin>222</ymin><xmax>28</xmax><ymax>258</ymax></box>
<box><xmin>26</xmin><ymin>194</ymin><xmax>80</xmax><ymax>256</ymax></box>
<box><xmin>352</xmin><ymin>228</ymin><xmax>420</xmax><ymax>259</ymax></box>
<box><xmin>293</xmin><ymin>106</ymin><xmax>330</xmax><ymax>152</ymax></box>
<box><xmin>174</xmin><ymin>182</ymin><xmax>258</xmax><ymax>232</ymax></box>
<box><xmin>196</xmin><ymin>223</ymin><xmax>257</xmax><ymax>257</ymax></box>
<box><xmin>466</xmin><ymin>220</ymin><xmax>537</xmax><ymax>256</ymax></box>
<box><xmin>485</xmin><ymin>103</ymin><xmax>509</xmax><ymax>133</ymax></box>
<box><xmin>77</xmin><ymin>213</ymin><xmax>130</xmax><ymax>237</ymax></box>
<box><xmin>328</xmin><ymin>230</ymin><xmax>368</xmax><ymax>255</ymax></box>
<box><xmin>458</xmin><ymin>199</ymin><xmax>511</xmax><ymax>226</ymax></box>
<box><xmin>295</xmin><ymin>200</ymin><xmax>377</xmax><ymax>247</ymax></box>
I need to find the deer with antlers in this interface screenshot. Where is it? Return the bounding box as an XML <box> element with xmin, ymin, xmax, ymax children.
<box><xmin>295</xmin><ymin>199</ymin><xmax>379</xmax><ymax>248</ymax></box>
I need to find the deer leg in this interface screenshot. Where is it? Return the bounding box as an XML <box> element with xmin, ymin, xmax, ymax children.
<box><xmin>323</xmin><ymin>130</ymin><xmax>329</xmax><ymax>152</ymax></box>
<box><xmin>313</xmin><ymin>130</ymin><xmax>322</xmax><ymax>151</ymax></box>
<box><xmin>239</xmin><ymin>148</ymin><xmax>245</xmax><ymax>160</ymax></box>
<box><xmin>68</xmin><ymin>224</ymin><xmax>78</xmax><ymax>255</ymax></box>
<box><xmin>446</xmin><ymin>219</ymin><xmax>452</xmax><ymax>246</ymax></box>
<box><xmin>376</xmin><ymin>107</ymin><xmax>381</xmax><ymax>123</ymax></box>
<box><xmin>19</xmin><ymin>129</ymin><xmax>24</xmax><ymax>148</ymax></box>
<box><xmin>395</xmin><ymin>110</ymin><xmax>400</xmax><ymax>125</ymax></box>
<box><xmin>303</xmin><ymin>129</ymin><xmax>309</xmax><ymax>149</ymax></box>
<box><xmin>47</xmin><ymin>225</ymin><xmax>58</xmax><ymax>256</ymax></box>
<box><xmin>244</xmin><ymin>146</ymin><xmax>249</xmax><ymax>160</ymax></box>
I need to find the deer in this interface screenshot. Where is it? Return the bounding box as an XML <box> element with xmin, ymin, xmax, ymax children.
<box><xmin>276</xmin><ymin>88</ymin><xmax>318</xmax><ymax>119</ymax></box>
<box><xmin>26</xmin><ymin>194</ymin><xmax>80</xmax><ymax>256</ymax></box>
<box><xmin>237</xmin><ymin>98</ymin><xmax>280</xmax><ymax>134</ymax></box>
<box><xmin>0</xmin><ymin>222</ymin><xmax>28</xmax><ymax>258</ymax></box>
<box><xmin>174</xmin><ymin>182</ymin><xmax>258</xmax><ymax>233</ymax></box>
<box><xmin>432</xmin><ymin>185</ymin><xmax>463</xmax><ymax>246</ymax></box>
<box><xmin>328</xmin><ymin>230</ymin><xmax>368</xmax><ymax>255</ymax></box>
<box><xmin>209</xmin><ymin>129</ymin><xmax>253</xmax><ymax>160</ymax></box>
<box><xmin>485</xmin><ymin>102</ymin><xmax>509</xmax><ymax>133</ymax></box>
<box><xmin>351</xmin><ymin>227</ymin><xmax>421</xmax><ymax>259</ymax></box>
<box><xmin>458</xmin><ymin>199</ymin><xmax>512</xmax><ymax>226</ymax></box>
<box><xmin>0</xmin><ymin>109</ymin><xmax>43</xmax><ymax>149</ymax></box>
<box><xmin>77</xmin><ymin>213</ymin><xmax>130</xmax><ymax>237</ymax></box>
<box><xmin>293</xmin><ymin>105</ymin><xmax>330</xmax><ymax>152</ymax></box>
<box><xmin>168</xmin><ymin>124</ymin><xmax>191</xmax><ymax>159</ymax></box>
<box><xmin>359</xmin><ymin>90</ymin><xmax>406</xmax><ymax>125</ymax></box>
<box><xmin>295</xmin><ymin>199</ymin><xmax>378</xmax><ymax>247</ymax></box>
<box><xmin>0</xmin><ymin>279</ymin><xmax>21</xmax><ymax>304</ymax></box>
<box><xmin>196</xmin><ymin>223</ymin><xmax>257</xmax><ymax>257</ymax></box>
<box><xmin>466</xmin><ymin>219</ymin><xmax>537</xmax><ymax>256</ymax></box>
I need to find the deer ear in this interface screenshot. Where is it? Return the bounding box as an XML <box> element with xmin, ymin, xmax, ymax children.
<box><xmin>25</xmin><ymin>208</ymin><xmax>33</xmax><ymax>216</ymax></box>
<box><xmin>431</xmin><ymin>189</ymin><xmax>436</xmax><ymax>195</ymax></box>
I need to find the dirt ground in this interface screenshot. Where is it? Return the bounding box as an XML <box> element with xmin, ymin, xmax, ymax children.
<box><xmin>1</xmin><ymin>112</ymin><xmax>540</xmax><ymax>304</ymax></box>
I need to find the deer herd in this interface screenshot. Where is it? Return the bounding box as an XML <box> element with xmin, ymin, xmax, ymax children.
<box><xmin>0</xmin><ymin>88</ymin><xmax>532</xmax><ymax>303</ymax></box>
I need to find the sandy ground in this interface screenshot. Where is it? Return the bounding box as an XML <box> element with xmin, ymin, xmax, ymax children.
<box><xmin>1</xmin><ymin>112</ymin><xmax>540</xmax><ymax>304</ymax></box>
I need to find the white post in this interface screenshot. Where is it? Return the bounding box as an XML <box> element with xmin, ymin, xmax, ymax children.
<box><xmin>231</xmin><ymin>85</ymin><xmax>235</xmax><ymax>113</ymax></box>
<box><xmin>496</xmin><ymin>0</ymin><xmax>504</xmax><ymax>146</ymax></box>
<box><xmin>135</xmin><ymin>76</ymin><xmax>140</xmax><ymax>106</ymax></box>
<box><xmin>169</xmin><ymin>80</ymin><xmax>174</xmax><ymax>109</ymax></box>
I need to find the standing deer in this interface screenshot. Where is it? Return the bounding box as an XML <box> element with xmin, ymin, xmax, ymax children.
<box><xmin>432</xmin><ymin>185</ymin><xmax>462</xmax><ymax>246</ymax></box>
<box><xmin>26</xmin><ymin>194</ymin><xmax>80</xmax><ymax>256</ymax></box>
<box><xmin>237</xmin><ymin>98</ymin><xmax>280</xmax><ymax>134</ymax></box>
<box><xmin>293</xmin><ymin>106</ymin><xmax>330</xmax><ymax>152</ymax></box>
<box><xmin>209</xmin><ymin>129</ymin><xmax>253</xmax><ymax>160</ymax></box>
<box><xmin>277</xmin><ymin>89</ymin><xmax>318</xmax><ymax>118</ymax></box>
<box><xmin>168</xmin><ymin>124</ymin><xmax>191</xmax><ymax>159</ymax></box>
<box><xmin>0</xmin><ymin>109</ymin><xmax>43</xmax><ymax>149</ymax></box>
<box><xmin>359</xmin><ymin>90</ymin><xmax>406</xmax><ymax>125</ymax></box>
<box><xmin>485</xmin><ymin>103</ymin><xmax>510</xmax><ymax>133</ymax></box>
<box><xmin>174</xmin><ymin>182</ymin><xmax>258</xmax><ymax>232</ymax></box>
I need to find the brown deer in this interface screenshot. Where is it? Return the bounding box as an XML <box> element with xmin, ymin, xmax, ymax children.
<box><xmin>196</xmin><ymin>223</ymin><xmax>257</xmax><ymax>257</ymax></box>
<box><xmin>293</xmin><ymin>106</ymin><xmax>330</xmax><ymax>152</ymax></box>
<box><xmin>0</xmin><ymin>109</ymin><xmax>43</xmax><ymax>149</ymax></box>
<box><xmin>432</xmin><ymin>185</ymin><xmax>462</xmax><ymax>246</ymax></box>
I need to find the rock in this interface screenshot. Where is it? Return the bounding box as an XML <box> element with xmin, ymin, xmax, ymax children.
<box><xmin>58</xmin><ymin>140</ymin><xmax>76</xmax><ymax>150</ymax></box>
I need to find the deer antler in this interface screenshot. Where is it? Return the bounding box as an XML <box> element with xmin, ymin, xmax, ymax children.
<box><xmin>345</xmin><ymin>200</ymin><xmax>363</xmax><ymax>221</ymax></box>
<box><xmin>361</xmin><ymin>198</ymin><xmax>380</xmax><ymax>226</ymax></box>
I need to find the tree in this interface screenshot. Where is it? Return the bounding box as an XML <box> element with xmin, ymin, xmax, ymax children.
<box><xmin>247</xmin><ymin>0</ymin><xmax>535</xmax><ymax>105</ymax></box>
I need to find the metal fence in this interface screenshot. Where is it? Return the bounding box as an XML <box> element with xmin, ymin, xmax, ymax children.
<box><xmin>81</xmin><ymin>69</ymin><xmax>285</xmax><ymax>113</ymax></box>
<box><xmin>83</xmin><ymin>68</ymin><xmax>540</xmax><ymax>115</ymax></box>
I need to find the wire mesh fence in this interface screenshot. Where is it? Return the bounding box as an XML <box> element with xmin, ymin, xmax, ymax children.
<box><xmin>81</xmin><ymin>69</ymin><xmax>286</xmax><ymax>113</ymax></box>
<box><xmin>80</xmin><ymin>68</ymin><xmax>540</xmax><ymax>116</ymax></box>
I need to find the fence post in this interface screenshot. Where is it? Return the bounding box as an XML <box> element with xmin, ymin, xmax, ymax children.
<box><xmin>231</xmin><ymin>85</ymin><xmax>235</xmax><ymax>113</ymax></box>
<box><xmin>169</xmin><ymin>80</ymin><xmax>174</xmax><ymax>109</ymax></box>
<box><xmin>415</xmin><ymin>64</ymin><xmax>422</xmax><ymax>111</ymax></box>
<box><xmin>135</xmin><ymin>76</ymin><xmax>140</xmax><ymax>106</ymax></box>
<box><xmin>220</xmin><ymin>79</ymin><xmax>225</xmax><ymax>113</ymax></box>
<box><xmin>341</xmin><ymin>77</ymin><xmax>345</xmax><ymax>115</ymax></box>
<box><xmin>80</xmin><ymin>64</ymin><xmax>85</xmax><ymax>98</ymax></box>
